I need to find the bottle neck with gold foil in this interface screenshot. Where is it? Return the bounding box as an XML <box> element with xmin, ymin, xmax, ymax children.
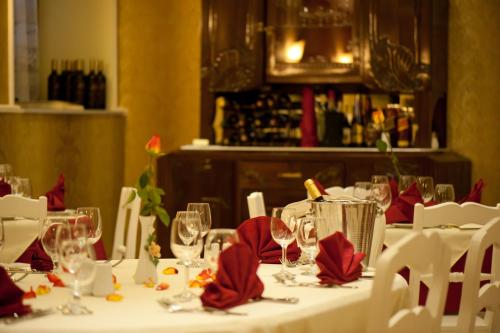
<box><xmin>304</xmin><ymin>179</ymin><xmax>325</xmax><ymax>202</ymax></box>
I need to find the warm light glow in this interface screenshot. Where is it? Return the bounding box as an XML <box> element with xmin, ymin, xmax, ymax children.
<box><xmin>284</xmin><ymin>40</ymin><xmax>305</xmax><ymax>63</ymax></box>
<box><xmin>336</xmin><ymin>53</ymin><xmax>353</xmax><ymax>64</ymax></box>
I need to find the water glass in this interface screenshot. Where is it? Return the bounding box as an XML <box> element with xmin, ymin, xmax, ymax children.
<box><xmin>40</xmin><ymin>216</ymin><xmax>69</xmax><ymax>272</ymax></box>
<box><xmin>75</xmin><ymin>207</ymin><xmax>103</xmax><ymax>245</ymax></box>
<box><xmin>187</xmin><ymin>202</ymin><xmax>212</xmax><ymax>266</ymax></box>
<box><xmin>296</xmin><ymin>216</ymin><xmax>321</xmax><ymax>275</ymax></box>
<box><xmin>204</xmin><ymin>228</ymin><xmax>239</xmax><ymax>272</ymax></box>
<box><xmin>11</xmin><ymin>177</ymin><xmax>32</xmax><ymax>197</ymax></box>
<box><xmin>399</xmin><ymin>175</ymin><xmax>416</xmax><ymax>193</ymax></box>
<box><xmin>353</xmin><ymin>182</ymin><xmax>372</xmax><ymax>200</ymax></box>
<box><xmin>417</xmin><ymin>176</ymin><xmax>434</xmax><ymax>203</ymax></box>
<box><xmin>270</xmin><ymin>207</ymin><xmax>298</xmax><ymax>279</ymax></box>
<box><xmin>0</xmin><ymin>164</ymin><xmax>13</xmax><ymax>183</ymax></box>
<box><xmin>434</xmin><ymin>184</ymin><xmax>455</xmax><ymax>203</ymax></box>
<box><xmin>170</xmin><ymin>211</ymin><xmax>202</xmax><ymax>302</ymax></box>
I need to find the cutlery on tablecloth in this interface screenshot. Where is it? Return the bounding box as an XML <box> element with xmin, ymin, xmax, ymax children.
<box><xmin>157</xmin><ymin>299</ymin><xmax>247</xmax><ymax>316</ymax></box>
<box><xmin>2</xmin><ymin>308</ymin><xmax>54</xmax><ymax>325</ymax></box>
<box><xmin>273</xmin><ymin>274</ymin><xmax>358</xmax><ymax>289</ymax></box>
<box><xmin>253</xmin><ymin>296</ymin><xmax>299</xmax><ymax>304</ymax></box>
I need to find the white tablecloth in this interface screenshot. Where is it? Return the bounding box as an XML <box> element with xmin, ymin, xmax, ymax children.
<box><xmin>0</xmin><ymin>218</ymin><xmax>39</xmax><ymax>263</ymax></box>
<box><xmin>4</xmin><ymin>259</ymin><xmax>409</xmax><ymax>333</ymax></box>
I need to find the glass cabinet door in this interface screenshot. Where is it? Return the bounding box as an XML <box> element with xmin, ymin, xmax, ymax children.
<box><xmin>266</xmin><ymin>0</ymin><xmax>363</xmax><ymax>83</ymax></box>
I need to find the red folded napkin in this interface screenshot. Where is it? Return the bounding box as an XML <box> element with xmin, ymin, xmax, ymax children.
<box><xmin>15</xmin><ymin>240</ymin><xmax>53</xmax><ymax>271</ymax></box>
<box><xmin>389</xmin><ymin>178</ymin><xmax>399</xmax><ymax>204</ymax></box>
<box><xmin>0</xmin><ymin>267</ymin><xmax>32</xmax><ymax>318</ymax></box>
<box><xmin>458</xmin><ymin>179</ymin><xmax>485</xmax><ymax>204</ymax></box>
<box><xmin>0</xmin><ymin>179</ymin><xmax>11</xmax><ymax>197</ymax></box>
<box><xmin>312</xmin><ymin>177</ymin><xmax>328</xmax><ymax>195</ymax></box>
<box><xmin>45</xmin><ymin>174</ymin><xmax>65</xmax><ymax>211</ymax></box>
<box><xmin>385</xmin><ymin>182</ymin><xmax>423</xmax><ymax>224</ymax></box>
<box><xmin>237</xmin><ymin>216</ymin><xmax>301</xmax><ymax>264</ymax></box>
<box><xmin>316</xmin><ymin>232</ymin><xmax>365</xmax><ymax>285</ymax></box>
<box><xmin>200</xmin><ymin>243</ymin><xmax>264</xmax><ymax>309</ymax></box>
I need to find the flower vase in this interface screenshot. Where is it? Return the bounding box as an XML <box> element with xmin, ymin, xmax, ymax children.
<box><xmin>134</xmin><ymin>215</ymin><xmax>158</xmax><ymax>284</ymax></box>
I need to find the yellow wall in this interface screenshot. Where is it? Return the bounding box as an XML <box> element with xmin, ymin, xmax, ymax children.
<box><xmin>118</xmin><ymin>0</ymin><xmax>201</xmax><ymax>186</ymax></box>
<box><xmin>0</xmin><ymin>0</ymin><xmax>8</xmax><ymax>103</ymax></box>
<box><xmin>448</xmin><ymin>0</ymin><xmax>500</xmax><ymax>205</ymax></box>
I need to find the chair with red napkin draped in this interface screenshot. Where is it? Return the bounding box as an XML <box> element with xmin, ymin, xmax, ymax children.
<box><xmin>315</xmin><ymin>232</ymin><xmax>365</xmax><ymax>285</ymax></box>
<box><xmin>385</xmin><ymin>182</ymin><xmax>423</xmax><ymax>224</ymax></box>
<box><xmin>367</xmin><ymin>231</ymin><xmax>451</xmax><ymax>333</ymax></box>
<box><xmin>0</xmin><ymin>179</ymin><xmax>12</xmax><ymax>197</ymax></box>
<box><xmin>45</xmin><ymin>174</ymin><xmax>65</xmax><ymax>211</ymax></box>
<box><xmin>237</xmin><ymin>216</ymin><xmax>301</xmax><ymax>264</ymax></box>
<box><xmin>200</xmin><ymin>243</ymin><xmax>264</xmax><ymax>309</ymax></box>
<box><xmin>0</xmin><ymin>267</ymin><xmax>32</xmax><ymax>318</ymax></box>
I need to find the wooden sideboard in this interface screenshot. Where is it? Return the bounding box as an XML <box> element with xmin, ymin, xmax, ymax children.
<box><xmin>157</xmin><ymin>147</ymin><xmax>470</xmax><ymax>256</ymax></box>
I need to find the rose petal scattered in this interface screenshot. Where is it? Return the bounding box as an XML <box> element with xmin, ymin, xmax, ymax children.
<box><xmin>144</xmin><ymin>277</ymin><xmax>155</xmax><ymax>288</ymax></box>
<box><xmin>112</xmin><ymin>274</ymin><xmax>117</xmax><ymax>284</ymax></box>
<box><xmin>35</xmin><ymin>284</ymin><xmax>51</xmax><ymax>295</ymax></box>
<box><xmin>106</xmin><ymin>293</ymin><xmax>123</xmax><ymax>302</ymax></box>
<box><xmin>155</xmin><ymin>282</ymin><xmax>170</xmax><ymax>291</ymax></box>
<box><xmin>114</xmin><ymin>283</ymin><xmax>121</xmax><ymax>290</ymax></box>
<box><xmin>23</xmin><ymin>287</ymin><xmax>36</xmax><ymax>299</ymax></box>
<box><xmin>196</xmin><ymin>268</ymin><xmax>215</xmax><ymax>281</ymax></box>
<box><xmin>162</xmin><ymin>267</ymin><xmax>178</xmax><ymax>275</ymax></box>
<box><xmin>47</xmin><ymin>273</ymin><xmax>65</xmax><ymax>287</ymax></box>
<box><xmin>189</xmin><ymin>280</ymin><xmax>208</xmax><ymax>288</ymax></box>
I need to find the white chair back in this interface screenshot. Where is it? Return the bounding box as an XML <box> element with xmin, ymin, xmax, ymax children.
<box><xmin>457</xmin><ymin>217</ymin><xmax>500</xmax><ymax>333</ymax></box>
<box><xmin>325</xmin><ymin>186</ymin><xmax>354</xmax><ymax>197</ymax></box>
<box><xmin>247</xmin><ymin>192</ymin><xmax>266</xmax><ymax>218</ymax></box>
<box><xmin>367</xmin><ymin>231</ymin><xmax>451</xmax><ymax>333</ymax></box>
<box><xmin>112</xmin><ymin>187</ymin><xmax>141</xmax><ymax>259</ymax></box>
<box><xmin>0</xmin><ymin>195</ymin><xmax>47</xmax><ymax>221</ymax></box>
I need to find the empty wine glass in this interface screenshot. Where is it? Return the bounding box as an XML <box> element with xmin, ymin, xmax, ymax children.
<box><xmin>417</xmin><ymin>176</ymin><xmax>435</xmax><ymax>203</ymax></box>
<box><xmin>399</xmin><ymin>175</ymin><xmax>417</xmax><ymax>193</ymax></box>
<box><xmin>270</xmin><ymin>207</ymin><xmax>298</xmax><ymax>280</ymax></box>
<box><xmin>170</xmin><ymin>211</ymin><xmax>202</xmax><ymax>302</ymax></box>
<box><xmin>75</xmin><ymin>207</ymin><xmax>103</xmax><ymax>245</ymax></box>
<box><xmin>296</xmin><ymin>216</ymin><xmax>321</xmax><ymax>275</ymax></box>
<box><xmin>204</xmin><ymin>228</ymin><xmax>239</xmax><ymax>273</ymax></box>
<box><xmin>371</xmin><ymin>175</ymin><xmax>389</xmax><ymax>185</ymax></box>
<box><xmin>0</xmin><ymin>164</ymin><xmax>13</xmax><ymax>183</ymax></box>
<box><xmin>56</xmin><ymin>223</ymin><xmax>95</xmax><ymax>315</ymax></box>
<box><xmin>187</xmin><ymin>203</ymin><xmax>212</xmax><ymax>266</ymax></box>
<box><xmin>40</xmin><ymin>216</ymin><xmax>69</xmax><ymax>272</ymax></box>
<box><xmin>434</xmin><ymin>184</ymin><xmax>455</xmax><ymax>203</ymax></box>
<box><xmin>11</xmin><ymin>177</ymin><xmax>32</xmax><ymax>197</ymax></box>
<box><xmin>370</xmin><ymin>183</ymin><xmax>392</xmax><ymax>214</ymax></box>
<box><xmin>353</xmin><ymin>182</ymin><xmax>372</xmax><ymax>199</ymax></box>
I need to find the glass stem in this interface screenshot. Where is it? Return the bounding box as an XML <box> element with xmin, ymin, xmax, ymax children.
<box><xmin>281</xmin><ymin>246</ymin><xmax>286</xmax><ymax>273</ymax></box>
<box><xmin>72</xmin><ymin>276</ymin><xmax>81</xmax><ymax>305</ymax></box>
<box><xmin>184</xmin><ymin>264</ymin><xmax>190</xmax><ymax>294</ymax></box>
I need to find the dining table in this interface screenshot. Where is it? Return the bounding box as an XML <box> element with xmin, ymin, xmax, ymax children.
<box><xmin>2</xmin><ymin>259</ymin><xmax>409</xmax><ymax>333</ymax></box>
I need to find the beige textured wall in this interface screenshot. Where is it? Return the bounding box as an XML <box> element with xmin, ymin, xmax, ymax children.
<box><xmin>448</xmin><ymin>0</ymin><xmax>500</xmax><ymax>205</ymax></box>
<box><xmin>0</xmin><ymin>0</ymin><xmax>8</xmax><ymax>103</ymax></box>
<box><xmin>118</xmin><ymin>0</ymin><xmax>201</xmax><ymax>186</ymax></box>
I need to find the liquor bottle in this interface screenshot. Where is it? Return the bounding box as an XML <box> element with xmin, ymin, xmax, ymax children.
<box><xmin>95</xmin><ymin>60</ymin><xmax>106</xmax><ymax>109</ymax></box>
<box><xmin>304</xmin><ymin>179</ymin><xmax>326</xmax><ymax>202</ymax></box>
<box><xmin>71</xmin><ymin>59</ymin><xmax>86</xmax><ymax>105</ymax></box>
<box><xmin>62</xmin><ymin>60</ymin><xmax>74</xmax><ymax>101</ymax></box>
<box><xmin>322</xmin><ymin>89</ymin><xmax>343</xmax><ymax>147</ymax></box>
<box><xmin>47</xmin><ymin>59</ymin><xmax>61</xmax><ymax>100</ymax></box>
<box><xmin>351</xmin><ymin>94</ymin><xmax>364</xmax><ymax>147</ymax></box>
<box><xmin>85</xmin><ymin>59</ymin><xmax>98</xmax><ymax>109</ymax></box>
<box><xmin>340</xmin><ymin>101</ymin><xmax>352</xmax><ymax>147</ymax></box>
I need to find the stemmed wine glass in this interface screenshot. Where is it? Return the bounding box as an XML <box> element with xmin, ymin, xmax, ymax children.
<box><xmin>75</xmin><ymin>207</ymin><xmax>102</xmax><ymax>259</ymax></box>
<box><xmin>56</xmin><ymin>223</ymin><xmax>96</xmax><ymax>315</ymax></box>
<box><xmin>204</xmin><ymin>228</ymin><xmax>239</xmax><ymax>273</ymax></box>
<box><xmin>370</xmin><ymin>176</ymin><xmax>392</xmax><ymax>215</ymax></box>
<box><xmin>434</xmin><ymin>184</ymin><xmax>455</xmax><ymax>203</ymax></box>
<box><xmin>353</xmin><ymin>182</ymin><xmax>372</xmax><ymax>200</ymax></box>
<box><xmin>417</xmin><ymin>176</ymin><xmax>435</xmax><ymax>203</ymax></box>
<box><xmin>398</xmin><ymin>175</ymin><xmax>417</xmax><ymax>193</ymax></box>
<box><xmin>270</xmin><ymin>207</ymin><xmax>298</xmax><ymax>280</ymax></box>
<box><xmin>296</xmin><ymin>216</ymin><xmax>321</xmax><ymax>275</ymax></box>
<box><xmin>40</xmin><ymin>216</ymin><xmax>69</xmax><ymax>272</ymax></box>
<box><xmin>170</xmin><ymin>211</ymin><xmax>202</xmax><ymax>302</ymax></box>
<box><xmin>186</xmin><ymin>203</ymin><xmax>212</xmax><ymax>266</ymax></box>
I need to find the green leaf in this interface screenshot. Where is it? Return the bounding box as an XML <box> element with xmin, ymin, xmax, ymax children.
<box><xmin>139</xmin><ymin>171</ymin><xmax>150</xmax><ymax>188</ymax></box>
<box><xmin>375</xmin><ymin>139</ymin><xmax>388</xmax><ymax>153</ymax></box>
<box><xmin>124</xmin><ymin>190</ymin><xmax>136</xmax><ymax>207</ymax></box>
<box><xmin>155</xmin><ymin>207</ymin><xmax>170</xmax><ymax>227</ymax></box>
<box><xmin>151</xmin><ymin>190</ymin><xmax>161</xmax><ymax>205</ymax></box>
<box><xmin>156</xmin><ymin>187</ymin><xmax>165</xmax><ymax>195</ymax></box>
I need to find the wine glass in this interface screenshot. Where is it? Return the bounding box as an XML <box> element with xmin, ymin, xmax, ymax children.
<box><xmin>353</xmin><ymin>182</ymin><xmax>372</xmax><ymax>199</ymax></box>
<box><xmin>40</xmin><ymin>216</ymin><xmax>69</xmax><ymax>272</ymax></box>
<box><xmin>270</xmin><ymin>207</ymin><xmax>298</xmax><ymax>280</ymax></box>
<box><xmin>434</xmin><ymin>184</ymin><xmax>455</xmax><ymax>203</ymax></box>
<box><xmin>204</xmin><ymin>228</ymin><xmax>239</xmax><ymax>273</ymax></box>
<box><xmin>170</xmin><ymin>211</ymin><xmax>202</xmax><ymax>302</ymax></box>
<box><xmin>56</xmin><ymin>223</ymin><xmax>96</xmax><ymax>315</ymax></box>
<box><xmin>296</xmin><ymin>216</ymin><xmax>321</xmax><ymax>275</ymax></box>
<box><xmin>187</xmin><ymin>203</ymin><xmax>212</xmax><ymax>266</ymax></box>
<box><xmin>417</xmin><ymin>176</ymin><xmax>434</xmax><ymax>203</ymax></box>
<box><xmin>371</xmin><ymin>175</ymin><xmax>389</xmax><ymax>185</ymax></box>
<box><xmin>75</xmin><ymin>207</ymin><xmax>103</xmax><ymax>246</ymax></box>
<box><xmin>398</xmin><ymin>175</ymin><xmax>416</xmax><ymax>193</ymax></box>
<box><xmin>0</xmin><ymin>164</ymin><xmax>13</xmax><ymax>183</ymax></box>
<box><xmin>370</xmin><ymin>182</ymin><xmax>392</xmax><ymax>214</ymax></box>
<box><xmin>11</xmin><ymin>177</ymin><xmax>32</xmax><ymax>197</ymax></box>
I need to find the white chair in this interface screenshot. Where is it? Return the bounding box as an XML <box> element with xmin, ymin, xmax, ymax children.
<box><xmin>325</xmin><ymin>186</ymin><xmax>354</xmax><ymax>197</ymax></box>
<box><xmin>412</xmin><ymin>202</ymin><xmax>500</xmax><ymax>332</ymax></box>
<box><xmin>456</xmin><ymin>217</ymin><xmax>500</xmax><ymax>333</ymax></box>
<box><xmin>0</xmin><ymin>195</ymin><xmax>48</xmax><ymax>221</ymax></box>
<box><xmin>247</xmin><ymin>192</ymin><xmax>266</xmax><ymax>218</ymax></box>
<box><xmin>111</xmin><ymin>187</ymin><xmax>141</xmax><ymax>259</ymax></box>
<box><xmin>367</xmin><ymin>231</ymin><xmax>451</xmax><ymax>333</ymax></box>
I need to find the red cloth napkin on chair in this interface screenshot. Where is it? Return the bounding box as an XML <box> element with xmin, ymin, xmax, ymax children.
<box><xmin>0</xmin><ymin>179</ymin><xmax>11</xmax><ymax>197</ymax></box>
<box><xmin>316</xmin><ymin>232</ymin><xmax>365</xmax><ymax>285</ymax></box>
<box><xmin>385</xmin><ymin>182</ymin><xmax>423</xmax><ymax>224</ymax></box>
<box><xmin>16</xmin><ymin>240</ymin><xmax>54</xmax><ymax>271</ymax></box>
<box><xmin>0</xmin><ymin>267</ymin><xmax>32</xmax><ymax>318</ymax></box>
<box><xmin>45</xmin><ymin>174</ymin><xmax>65</xmax><ymax>211</ymax></box>
<box><xmin>458</xmin><ymin>179</ymin><xmax>485</xmax><ymax>204</ymax></box>
<box><xmin>200</xmin><ymin>243</ymin><xmax>264</xmax><ymax>309</ymax></box>
<box><xmin>237</xmin><ymin>216</ymin><xmax>301</xmax><ymax>264</ymax></box>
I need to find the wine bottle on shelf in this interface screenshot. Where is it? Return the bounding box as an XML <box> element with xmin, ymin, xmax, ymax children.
<box><xmin>340</xmin><ymin>101</ymin><xmax>352</xmax><ymax>147</ymax></box>
<box><xmin>351</xmin><ymin>94</ymin><xmax>364</xmax><ymax>147</ymax></box>
<box><xmin>62</xmin><ymin>60</ymin><xmax>74</xmax><ymax>101</ymax></box>
<box><xmin>304</xmin><ymin>179</ymin><xmax>326</xmax><ymax>202</ymax></box>
<box><xmin>95</xmin><ymin>60</ymin><xmax>106</xmax><ymax>109</ymax></box>
<box><xmin>85</xmin><ymin>59</ymin><xmax>98</xmax><ymax>109</ymax></box>
<box><xmin>322</xmin><ymin>89</ymin><xmax>343</xmax><ymax>147</ymax></box>
<box><xmin>396</xmin><ymin>107</ymin><xmax>411</xmax><ymax>148</ymax></box>
<box><xmin>47</xmin><ymin>59</ymin><xmax>61</xmax><ymax>100</ymax></box>
<box><xmin>71</xmin><ymin>59</ymin><xmax>86</xmax><ymax>105</ymax></box>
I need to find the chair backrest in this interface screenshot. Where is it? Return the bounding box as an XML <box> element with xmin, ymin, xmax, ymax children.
<box><xmin>247</xmin><ymin>192</ymin><xmax>266</xmax><ymax>218</ymax></box>
<box><xmin>0</xmin><ymin>195</ymin><xmax>47</xmax><ymax>221</ymax></box>
<box><xmin>325</xmin><ymin>186</ymin><xmax>354</xmax><ymax>197</ymax></box>
<box><xmin>112</xmin><ymin>187</ymin><xmax>141</xmax><ymax>259</ymax></box>
<box><xmin>457</xmin><ymin>217</ymin><xmax>500</xmax><ymax>333</ymax></box>
<box><xmin>367</xmin><ymin>231</ymin><xmax>451</xmax><ymax>333</ymax></box>
<box><xmin>413</xmin><ymin>202</ymin><xmax>500</xmax><ymax>231</ymax></box>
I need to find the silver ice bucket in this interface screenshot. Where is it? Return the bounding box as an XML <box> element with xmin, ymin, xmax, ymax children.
<box><xmin>312</xmin><ymin>198</ymin><xmax>378</xmax><ymax>266</ymax></box>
